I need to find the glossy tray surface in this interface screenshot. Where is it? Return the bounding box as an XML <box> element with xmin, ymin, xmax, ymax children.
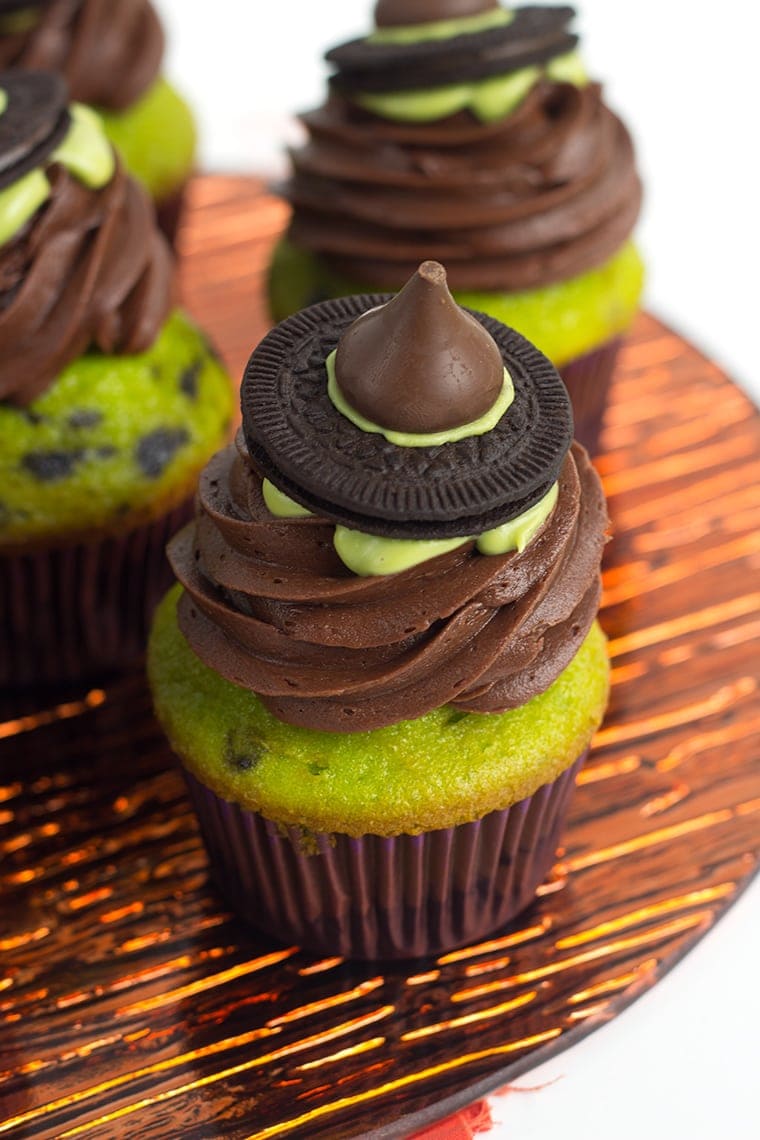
<box><xmin>1</xmin><ymin>178</ymin><xmax>759</xmax><ymax>1139</ymax></box>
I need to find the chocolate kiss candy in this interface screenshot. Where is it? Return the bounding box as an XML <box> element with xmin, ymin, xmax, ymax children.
<box><xmin>374</xmin><ymin>0</ymin><xmax>499</xmax><ymax>28</ymax></box>
<box><xmin>334</xmin><ymin>261</ymin><xmax>504</xmax><ymax>434</ymax></box>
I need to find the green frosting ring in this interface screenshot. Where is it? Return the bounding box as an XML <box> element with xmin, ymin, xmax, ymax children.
<box><xmin>334</xmin><ymin>526</ymin><xmax>470</xmax><ymax>576</ymax></box>
<box><xmin>0</xmin><ymin>168</ymin><xmax>49</xmax><ymax>246</ymax></box>
<box><xmin>355</xmin><ymin>52</ymin><xmax>587</xmax><ymax>124</ymax></box>
<box><xmin>262</xmin><ymin>479</ymin><xmax>314</xmax><ymax>518</ymax></box>
<box><xmin>263</xmin><ymin>473</ymin><xmax>559</xmax><ymax>576</ymax></box>
<box><xmin>147</xmin><ymin>586</ymin><xmax>610</xmax><ymax>837</ymax></box>
<box><xmin>326</xmin><ymin>350</ymin><xmax>514</xmax><ymax>447</ymax></box>
<box><xmin>0</xmin><ymin>310</ymin><xmax>233</xmax><ymax>547</ymax></box>
<box><xmin>268</xmin><ymin>239</ymin><xmax>645</xmax><ymax>369</ymax></box>
<box><xmin>0</xmin><ymin>102</ymin><xmax>116</xmax><ymax>248</ymax></box>
<box><xmin>368</xmin><ymin>8</ymin><xmax>513</xmax><ymax>45</ymax></box>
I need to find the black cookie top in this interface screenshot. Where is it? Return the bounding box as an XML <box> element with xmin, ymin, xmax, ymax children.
<box><xmin>0</xmin><ymin>70</ymin><xmax>70</xmax><ymax>190</ymax></box>
<box><xmin>327</xmin><ymin>5</ymin><xmax>577</xmax><ymax>95</ymax></box>
<box><xmin>242</xmin><ymin>292</ymin><xmax>573</xmax><ymax>541</ymax></box>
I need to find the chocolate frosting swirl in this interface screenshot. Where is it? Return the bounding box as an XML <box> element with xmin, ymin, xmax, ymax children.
<box><xmin>284</xmin><ymin>79</ymin><xmax>642</xmax><ymax>291</ymax></box>
<box><xmin>168</xmin><ymin>432</ymin><xmax>608</xmax><ymax>732</ymax></box>
<box><xmin>0</xmin><ymin>0</ymin><xmax>164</xmax><ymax>111</ymax></box>
<box><xmin>0</xmin><ymin>158</ymin><xmax>174</xmax><ymax>405</ymax></box>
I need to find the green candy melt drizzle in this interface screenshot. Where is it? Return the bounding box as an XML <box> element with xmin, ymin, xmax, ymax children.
<box><xmin>326</xmin><ymin>350</ymin><xmax>514</xmax><ymax>447</ymax></box>
<box><xmin>369</xmin><ymin>7</ymin><xmax>513</xmax><ymax>45</ymax></box>
<box><xmin>355</xmin><ymin>50</ymin><xmax>587</xmax><ymax>124</ymax></box>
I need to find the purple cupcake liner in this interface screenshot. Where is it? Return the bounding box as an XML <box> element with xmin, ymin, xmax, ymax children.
<box><xmin>0</xmin><ymin>500</ymin><xmax>193</xmax><ymax>689</ymax></box>
<box><xmin>559</xmin><ymin>337</ymin><xmax>624</xmax><ymax>456</ymax></box>
<box><xmin>184</xmin><ymin>752</ymin><xmax>586</xmax><ymax>961</ymax></box>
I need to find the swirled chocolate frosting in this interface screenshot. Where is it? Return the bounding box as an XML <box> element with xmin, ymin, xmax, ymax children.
<box><xmin>0</xmin><ymin>158</ymin><xmax>174</xmax><ymax>405</ymax></box>
<box><xmin>168</xmin><ymin>432</ymin><xmax>607</xmax><ymax>732</ymax></box>
<box><xmin>281</xmin><ymin>3</ymin><xmax>642</xmax><ymax>292</ymax></box>
<box><xmin>0</xmin><ymin>0</ymin><xmax>164</xmax><ymax>111</ymax></box>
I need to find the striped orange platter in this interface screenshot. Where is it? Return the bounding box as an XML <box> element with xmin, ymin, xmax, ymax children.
<box><xmin>1</xmin><ymin>177</ymin><xmax>759</xmax><ymax>1139</ymax></box>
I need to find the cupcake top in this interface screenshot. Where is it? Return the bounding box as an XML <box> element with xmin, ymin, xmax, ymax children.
<box><xmin>169</xmin><ymin>264</ymin><xmax>608</xmax><ymax>732</ymax></box>
<box><xmin>281</xmin><ymin>2</ymin><xmax>642</xmax><ymax>290</ymax></box>
<box><xmin>0</xmin><ymin>0</ymin><xmax>164</xmax><ymax>112</ymax></box>
<box><xmin>0</xmin><ymin>69</ymin><xmax>173</xmax><ymax>405</ymax></box>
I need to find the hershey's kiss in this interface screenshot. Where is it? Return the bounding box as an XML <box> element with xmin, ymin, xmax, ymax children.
<box><xmin>374</xmin><ymin>0</ymin><xmax>499</xmax><ymax>27</ymax></box>
<box><xmin>334</xmin><ymin>261</ymin><xmax>504</xmax><ymax>434</ymax></box>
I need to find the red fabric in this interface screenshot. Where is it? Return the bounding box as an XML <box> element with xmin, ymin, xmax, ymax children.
<box><xmin>409</xmin><ymin>1099</ymin><xmax>493</xmax><ymax>1139</ymax></box>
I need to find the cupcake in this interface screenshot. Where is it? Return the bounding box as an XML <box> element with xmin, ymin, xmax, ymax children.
<box><xmin>149</xmin><ymin>259</ymin><xmax>610</xmax><ymax>960</ymax></box>
<box><xmin>0</xmin><ymin>71</ymin><xmax>233</xmax><ymax>687</ymax></box>
<box><xmin>268</xmin><ymin>0</ymin><xmax>644</xmax><ymax>453</ymax></box>
<box><xmin>0</xmin><ymin>0</ymin><xmax>196</xmax><ymax>243</ymax></box>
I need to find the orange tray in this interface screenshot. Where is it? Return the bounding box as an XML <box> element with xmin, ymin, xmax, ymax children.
<box><xmin>1</xmin><ymin>177</ymin><xmax>759</xmax><ymax>1139</ymax></box>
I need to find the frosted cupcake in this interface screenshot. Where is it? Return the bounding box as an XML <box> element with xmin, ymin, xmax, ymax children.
<box><xmin>0</xmin><ymin>71</ymin><xmax>232</xmax><ymax>687</ymax></box>
<box><xmin>269</xmin><ymin>0</ymin><xmax>644</xmax><ymax>452</ymax></box>
<box><xmin>149</xmin><ymin>260</ymin><xmax>610</xmax><ymax>960</ymax></box>
<box><xmin>0</xmin><ymin>0</ymin><xmax>196</xmax><ymax>242</ymax></box>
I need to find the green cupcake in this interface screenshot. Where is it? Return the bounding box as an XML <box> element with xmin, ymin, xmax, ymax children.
<box><xmin>268</xmin><ymin>0</ymin><xmax>645</xmax><ymax>452</ymax></box>
<box><xmin>0</xmin><ymin>0</ymin><xmax>196</xmax><ymax>242</ymax></box>
<box><xmin>148</xmin><ymin>261</ymin><xmax>611</xmax><ymax>960</ymax></box>
<box><xmin>0</xmin><ymin>72</ymin><xmax>232</xmax><ymax>687</ymax></box>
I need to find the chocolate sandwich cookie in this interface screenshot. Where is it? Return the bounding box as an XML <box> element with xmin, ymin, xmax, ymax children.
<box><xmin>0</xmin><ymin>70</ymin><xmax>70</xmax><ymax>188</ymax></box>
<box><xmin>327</xmin><ymin>5</ymin><xmax>577</xmax><ymax>95</ymax></box>
<box><xmin>243</xmin><ymin>262</ymin><xmax>572</xmax><ymax>540</ymax></box>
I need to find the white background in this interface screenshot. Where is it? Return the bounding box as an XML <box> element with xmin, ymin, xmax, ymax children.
<box><xmin>155</xmin><ymin>3</ymin><xmax>758</xmax><ymax>1137</ymax></box>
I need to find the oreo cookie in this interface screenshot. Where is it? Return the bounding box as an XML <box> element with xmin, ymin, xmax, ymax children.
<box><xmin>327</xmin><ymin>5</ymin><xmax>577</xmax><ymax>96</ymax></box>
<box><xmin>242</xmin><ymin>294</ymin><xmax>573</xmax><ymax>541</ymax></box>
<box><xmin>0</xmin><ymin>70</ymin><xmax>71</xmax><ymax>190</ymax></box>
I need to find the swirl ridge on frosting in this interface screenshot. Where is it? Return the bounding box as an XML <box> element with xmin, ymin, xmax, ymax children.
<box><xmin>0</xmin><ymin>0</ymin><xmax>164</xmax><ymax>110</ymax></box>
<box><xmin>167</xmin><ymin>431</ymin><xmax>608</xmax><ymax>732</ymax></box>
<box><xmin>285</xmin><ymin>78</ymin><xmax>642</xmax><ymax>291</ymax></box>
<box><xmin>0</xmin><ymin>157</ymin><xmax>174</xmax><ymax>404</ymax></box>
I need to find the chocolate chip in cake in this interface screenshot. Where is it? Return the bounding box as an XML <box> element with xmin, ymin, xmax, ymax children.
<box><xmin>135</xmin><ymin>427</ymin><xmax>190</xmax><ymax>478</ymax></box>
<box><xmin>179</xmin><ymin>358</ymin><xmax>203</xmax><ymax>401</ymax></box>
<box><xmin>21</xmin><ymin>449</ymin><xmax>84</xmax><ymax>481</ymax></box>
<box><xmin>67</xmin><ymin>409</ymin><xmax>103</xmax><ymax>429</ymax></box>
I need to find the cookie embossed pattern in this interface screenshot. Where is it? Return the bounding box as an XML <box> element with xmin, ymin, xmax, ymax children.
<box><xmin>0</xmin><ymin>179</ymin><xmax>758</xmax><ymax>1140</ymax></box>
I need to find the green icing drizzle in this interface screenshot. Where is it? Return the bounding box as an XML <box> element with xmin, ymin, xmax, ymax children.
<box><xmin>369</xmin><ymin>8</ymin><xmax>513</xmax><ymax>45</ymax></box>
<box><xmin>355</xmin><ymin>51</ymin><xmax>587</xmax><ymax>124</ymax></box>
<box><xmin>51</xmin><ymin>103</ymin><xmax>116</xmax><ymax>190</ymax></box>
<box><xmin>475</xmin><ymin>481</ymin><xmax>558</xmax><ymax>555</ymax></box>
<box><xmin>326</xmin><ymin>350</ymin><xmax>514</xmax><ymax>447</ymax></box>
<box><xmin>0</xmin><ymin>169</ymin><xmax>48</xmax><ymax>246</ymax></box>
<box><xmin>0</xmin><ymin>101</ymin><xmax>115</xmax><ymax>248</ymax></box>
<box><xmin>262</xmin><ymin>479</ymin><xmax>314</xmax><ymax>518</ymax></box>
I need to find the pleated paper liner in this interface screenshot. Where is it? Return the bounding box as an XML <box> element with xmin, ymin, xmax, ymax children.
<box><xmin>184</xmin><ymin>755</ymin><xmax>585</xmax><ymax>961</ymax></box>
<box><xmin>0</xmin><ymin>178</ymin><xmax>758</xmax><ymax>1140</ymax></box>
<box><xmin>0</xmin><ymin>501</ymin><xmax>192</xmax><ymax>688</ymax></box>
